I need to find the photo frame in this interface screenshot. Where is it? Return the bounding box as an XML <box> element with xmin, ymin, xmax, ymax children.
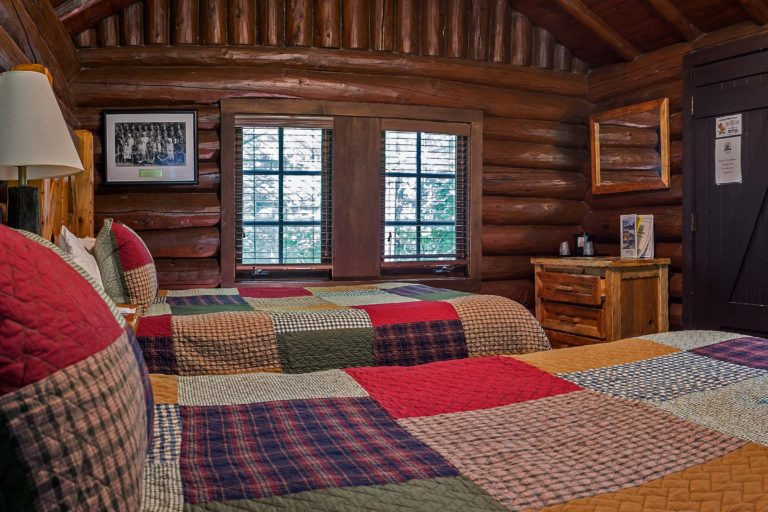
<box><xmin>102</xmin><ymin>110</ymin><xmax>197</xmax><ymax>185</ymax></box>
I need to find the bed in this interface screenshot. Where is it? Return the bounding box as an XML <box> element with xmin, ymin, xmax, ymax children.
<box><xmin>142</xmin><ymin>329</ymin><xmax>768</xmax><ymax>511</ymax></box>
<box><xmin>135</xmin><ymin>284</ymin><xmax>550</xmax><ymax>375</ymax></box>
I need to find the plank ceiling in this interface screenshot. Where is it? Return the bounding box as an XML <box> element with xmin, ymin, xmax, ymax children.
<box><xmin>53</xmin><ymin>0</ymin><xmax>768</xmax><ymax>70</ymax></box>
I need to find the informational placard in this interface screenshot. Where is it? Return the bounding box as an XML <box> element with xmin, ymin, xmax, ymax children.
<box><xmin>716</xmin><ymin>114</ymin><xmax>742</xmax><ymax>138</ymax></box>
<box><xmin>715</xmin><ymin>136</ymin><xmax>742</xmax><ymax>185</ymax></box>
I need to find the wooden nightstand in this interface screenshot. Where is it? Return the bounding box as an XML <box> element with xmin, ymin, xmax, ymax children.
<box><xmin>531</xmin><ymin>257</ymin><xmax>670</xmax><ymax>348</ymax></box>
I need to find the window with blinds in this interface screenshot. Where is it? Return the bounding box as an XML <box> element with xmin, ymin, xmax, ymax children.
<box><xmin>234</xmin><ymin>119</ymin><xmax>333</xmax><ymax>277</ymax></box>
<box><xmin>381</xmin><ymin>130</ymin><xmax>468</xmax><ymax>267</ymax></box>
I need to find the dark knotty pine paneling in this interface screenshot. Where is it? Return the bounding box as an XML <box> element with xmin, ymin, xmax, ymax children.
<box><xmin>72</xmin><ymin>0</ymin><xmax>589</xmax><ymax>74</ymax></box>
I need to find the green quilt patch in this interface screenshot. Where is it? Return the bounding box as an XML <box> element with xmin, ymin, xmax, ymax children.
<box><xmin>277</xmin><ymin>328</ymin><xmax>375</xmax><ymax>374</ymax></box>
<box><xmin>169</xmin><ymin>303</ymin><xmax>255</xmax><ymax>316</ymax></box>
<box><xmin>184</xmin><ymin>477</ymin><xmax>508</xmax><ymax>512</ymax></box>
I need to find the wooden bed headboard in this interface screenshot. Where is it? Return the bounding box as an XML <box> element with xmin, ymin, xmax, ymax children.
<box><xmin>34</xmin><ymin>129</ymin><xmax>94</xmax><ymax>243</ymax></box>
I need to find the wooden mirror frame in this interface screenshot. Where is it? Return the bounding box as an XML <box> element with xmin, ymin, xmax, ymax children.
<box><xmin>590</xmin><ymin>98</ymin><xmax>670</xmax><ymax>195</ymax></box>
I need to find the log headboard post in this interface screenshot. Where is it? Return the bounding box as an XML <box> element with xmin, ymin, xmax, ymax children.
<box><xmin>34</xmin><ymin>130</ymin><xmax>94</xmax><ymax>243</ymax></box>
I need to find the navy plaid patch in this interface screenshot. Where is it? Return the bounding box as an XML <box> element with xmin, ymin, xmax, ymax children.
<box><xmin>385</xmin><ymin>284</ymin><xmax>443</xmax><ymax>298</ymax></box>
<box><xmin>373</xmin><ymin>320</ymin><xmax>469</xmax><ymax>367</ymax></box>
<box><xmin>179</xmin><ymin>397</ymin><xmax>457</xmax><ymax>503</ymax></box>
<box><xmin>137</xmin><ymin>335</ymin><xmax>178</xmax><ymax>374</ymax></box>
<box><xmin>691</xmin><ymin>336</ymin><xmax>768</xmax><ymax>371</ymax></box>
<box><xmin>166</xmin><ymin>295</ymin><xmax>247</xmax><ymax>306</ymax></box>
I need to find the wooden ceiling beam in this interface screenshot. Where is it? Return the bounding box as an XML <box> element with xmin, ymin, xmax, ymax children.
<box><xmin>738</xmin><ymin>0</ymin><xmax>768</xmax><ymax>25</ymax></box>
<box><xmin>644</xmin><ymin>0</ymin><xmax>702</xmax><ymax>41</ymax></box>
<box><xmin>61</xmin><ymin>0</ymin><xmax>139</xmax><ymax>35</ymax></box>
<box><xmin>551</xmin><ymin>0</ymin><xmax>641</xmax><ymax>61</ymax></box>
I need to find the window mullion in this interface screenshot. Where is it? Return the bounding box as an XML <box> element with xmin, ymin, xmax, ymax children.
<box><xmin>416</xmin><ymin>132</ymin><xmax>422</xmax><ymax>258</ymax></box>
<box><xmin>278</xmin><ymin>127</ymin><xmax>284</xmax><ymax>265</ymax></box>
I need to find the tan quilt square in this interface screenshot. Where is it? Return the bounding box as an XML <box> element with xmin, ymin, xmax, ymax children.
<box><xmin>149</xmin><ymin>374</ymin><xmax>178</xmax><ymax>404</ymax></box>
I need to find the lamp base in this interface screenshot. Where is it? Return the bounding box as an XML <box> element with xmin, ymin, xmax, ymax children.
<box><xmin>7</xmin><ymin>185</ymin><xmax>40</xmax><ymax>234</ymax></box>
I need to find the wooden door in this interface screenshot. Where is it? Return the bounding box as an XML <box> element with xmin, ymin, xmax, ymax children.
<box><xmin>684</xmin><ymin>35</ymin><xmax>768</xmax><ymax>333</ymax></box>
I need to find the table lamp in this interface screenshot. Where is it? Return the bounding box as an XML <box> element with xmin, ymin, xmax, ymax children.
<box><xmin>0</xmin><ymin>65</ymin><xmax>84</xmax><ymax>233</ymax></box>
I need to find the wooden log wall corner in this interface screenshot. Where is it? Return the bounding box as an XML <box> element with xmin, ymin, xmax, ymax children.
<box><xmin>74</xmin><ymin>2</ymin><xmax>593</xmax><ymax>298</ymax></box>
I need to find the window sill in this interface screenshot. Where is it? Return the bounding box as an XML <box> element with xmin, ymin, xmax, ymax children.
<box><xmin>231</xmin><ymin>276</ymin><xmax>480</xmax><ymax>292</ymax></box>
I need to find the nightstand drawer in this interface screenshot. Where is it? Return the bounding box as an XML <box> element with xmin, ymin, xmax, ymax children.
<box><xmin>538</xmin><ymin>271</ymin><xmax>602</xmax><ymax>305</ymax></box>
<box><xmin>540</xmin><ymin>301</ymin><xmax>605</xmax><ymax>339</ymax></box>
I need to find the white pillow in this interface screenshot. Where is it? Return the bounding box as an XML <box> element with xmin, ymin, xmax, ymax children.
<box><xmin>58</xmin><ymin>226</ymin><xmax>105</xmax><ymax>290</ymax></box>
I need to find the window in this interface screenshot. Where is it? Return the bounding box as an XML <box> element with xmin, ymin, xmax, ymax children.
<box><xmin>221</xmin><ymin>99</ymin><xmax>481</xmax><ymax>287</ymax></box>
<box><xmin>234</xmin><ymin>120</ymin><xmax>332</xmax><ymax>277</ymax></box>
<box><xmin>382</xmin><ymin>131</ymin><xmax>468</xmax><ymax>265</ymax></box>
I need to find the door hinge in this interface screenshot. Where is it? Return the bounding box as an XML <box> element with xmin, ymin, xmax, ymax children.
<box><xmin>690</xmin><ymin>211</ymin><xmax>697</xmax><ymax>233</ymax></box>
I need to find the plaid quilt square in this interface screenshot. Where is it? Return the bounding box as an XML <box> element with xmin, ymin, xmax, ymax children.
<box><xmin>638</xmin><ymin>330</ymin><xmax>744</xmax><ymax>350</ymax></box>
<box><xmin>179</xmin><ymin>397</ymin><xmax>458</xmax><ymax>503</ymax></box>
<box><xmin>448</xmin><ymin>295</ymin><xmax>550</xmax><ymax>355</ymax></box>
<box><xmin>313</xmin><ymin>290</ymin><xmax>418</xmax><ymax>307</ymax></box>
<box><xmin>177</xmin><ymin>369</ymin><xmax>368</xmax><ymax>406</ymax></box>
<box><xmin>148</xmin><ymin>404</ymin><xmax>181</xmax><ymax>463</ymax></box>
<box><xmin>238</xmin><ymin>287</ymin><xmax>313</xmax><ymax>298</ymax></box>
<box><xmin>272</xmin><ymin>309</ymin><xmax>372</xmax><ymax>334</ymax></box>
<box><xmin>373</xmin><ymin>320</ymin><xmax>469</xmax><ymax>367</ymax></box>
<box><xmin>172</xmin><ymin>312</ymin><xmax>280</xmax><ymax>375</ymax></box>
<box><xmin>165</xmin><ymin>288</ymin><xmax>239</xmax><ymax>297</ymax></box>
<box><xmin>137</xmin><ymin>335</ymin><xmax>177</xmax><ymax>374</ymax></box>
<box><xmin>355</xmin><ymin>301</ymin><xmax>460</xmax><ymax>327</ymax></box>
<box><xmin>277</xmin><ymin>328</ymin><xmax>375</xmax><ymax>373</ymax></box>
<box><xmin>167</xmin><ymin>295</ymin><xmax>253</xmax><ymax>316</ymax></box>
<box><xmin>245</xmin><ymin>296</ymin><xmax>339</xmax><ymax>312</ymax></box>
<box><xmin>142</xmin><ymin>462</ymin><xmax>183</xmax><ymax>512</ymax></box>
<box><xmin>561</xmin><ymin>352</ymin><xmax>765</xmax><ymax>402</ymax></box>
<box><xmin>382</xmin><ymin>284</ymin><xmax>442</xmax><ymax>297</ymax></box>
<box><xmin>347</xmin><ymin>356</ymin><xmax>581</xmax><ymax>419</ymax></box>
<box><xmin>659</xmin><ymin>375</ymin><xmax>768</xmax><ymax>446</ymax></box>
<box><xmin>399</xmin><ymin>390</ymin><xmax>746</xmax><ymax>511</ymax></box>
<box><xmin>690</xmin><ymin>336</ymin><xmax>768</xmax><ymax>371</ymax></box>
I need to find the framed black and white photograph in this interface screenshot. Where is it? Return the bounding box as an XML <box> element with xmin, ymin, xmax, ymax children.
<box><xmin>102</xmin><ymin>110</ymin><xmax>197</xmax><ymax>184</ymax></box>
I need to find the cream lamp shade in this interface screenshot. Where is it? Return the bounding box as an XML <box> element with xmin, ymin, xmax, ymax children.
<box><xmin>0</xmin><ymin>69</ymin><xmax>83</xmax><ymax>180</ymax></box>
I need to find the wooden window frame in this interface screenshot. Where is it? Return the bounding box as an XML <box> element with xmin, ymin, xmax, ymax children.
<box><xmin>221</xmin><ymin>99</ymin><xmax>482</xmax><ymax>289</ymax></box>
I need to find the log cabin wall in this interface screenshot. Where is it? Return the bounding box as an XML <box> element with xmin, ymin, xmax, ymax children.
<box><xmin>71</xmin><ymin>0</ymin><xmax>592</xmax><ymax>306</ymax></box>
<box><xmin>585</xmin><ymin>22</ymin><xmax>768</xmax><ymax>329</ymax></box>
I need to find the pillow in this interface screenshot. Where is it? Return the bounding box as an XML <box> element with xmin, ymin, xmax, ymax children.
<box><xmin>94</xmin><ymin>218</ymin><xmax>158</xmax><ymax>309</ymax></box>
<box><xmin>0</xmin><ymin>225</ymin><xmax>153</xmax><ymax>511</ymax></box>
<box><xmin>58</xmin><ymin>225</ymin><xmax>104</xmax><ymax>290</ymax></box>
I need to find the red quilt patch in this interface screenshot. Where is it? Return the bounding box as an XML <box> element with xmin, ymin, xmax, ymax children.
<box><xmin>136</xmin><ymin>315</ymin><xmax>171</xmax><ymax>337</ymax></box>
<box><xmin>110</xmin><ymin>221</ymin><xmax>153</xmax><ymax>272</ymax></box>
<box><xmin>354</xmin><ymin>301</ymin><xmax>460</xmax><ymax>327</ymax></box>
<box><xmin>0</xmin><ymin>226</ymin><xmax>123</xmax><ymax>395</ymax></box>
<box><xmin>237</xmin><ymin>287</ymin><xmax>313</xmax><ymax>298</ymax></box>
<box><xmin>346</xmin><ymin>356</ymin><xmax>582</xmax><ymax>419</ymax></box>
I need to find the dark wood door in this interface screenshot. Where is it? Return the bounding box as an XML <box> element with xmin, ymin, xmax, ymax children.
<box><xmin>685</xmin><ymin>37</ymin><xmax>768</xmax><ymax>334</ymax></box>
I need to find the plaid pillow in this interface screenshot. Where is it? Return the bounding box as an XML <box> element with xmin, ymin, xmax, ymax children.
<box><xmin>94</xmin><ymin>218</ymin><xmax>158</xmax><ymax>309</ymax></box>
<box><xmin>0</xmin><ymin>225</ymin><xmax>152</xmax><ymax>511</ymax></box>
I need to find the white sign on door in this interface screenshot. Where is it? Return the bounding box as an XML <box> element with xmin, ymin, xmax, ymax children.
<box><xmin>715</xmin><ymin>136</ymin><xmax>742</xmax><ymax>185</ymax></box>
<box><xmin>715</xmin><ymin>114</ymin><xmax>742</xmax><ymax>138</ymax></box>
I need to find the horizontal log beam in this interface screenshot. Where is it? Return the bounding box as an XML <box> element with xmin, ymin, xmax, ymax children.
<box><xmin>670</xmin><ymin>302</ymin><xmax>682</xmax><ymax>329</ymax></box>
<box><xmin>582</xmin><ymin>205</ymin><xmax>682</xmax><ymax>242</ymax></box>
<box><xmin>598</xmin><ymin>147</ymin><xmax>660</xmax><ymax>170</ymax></box>
<box><xmin>141</xmin><ymin>227</ymin><xmax>220</xmax><ymax>258</ymax></box>
<box><xmin>670</xmin><ymin>271</ymin><xmax>682</xmax><ymax>299</ymax></box>
<box><xmin>482</xmin><ymin>255</ymin><xmax>534</xmax><ymax>280</ymax></box>
<box><xmin>155</xmin><ymin>257</ymin><xmax>221</xmax><ymax>287</ymax></box>
<box><xmin>645</xmin><ymin>0</ymin><xmax>702</xmax><ymax>41</ymax></box>
<box><xmin>598</xmin><ymin>125</ymin><xmax>659</xmax><ymax>148</ymax></box>
<box><xmin>77</xmin><ymin>105</ymin><xmax>220</xmax><ymax>131</ymax></box>
<box><xmin>484</xmin><ymin>140</ymin><xmax>587</xmax><ymax>170</ymax></box>
<box><xmin>482</xmin><ymin>225</ymin><xmax>582</xmax><ymax>255</ymax></box>
<box><xmin>738</xmin><ymin>0</ymin><xmax>768</xmax><ymax>26</ymax></box>
<box><xmin>479</xmin><ymin>279</ymin><xmax>534</xmax><ymax>307</ymax></box>
<box><xmin>587</xmin><ymin>173</ymin><xmax>682</xmax><ymax>209</ymax></box>
<box><xmin>61</xmin><ymin>0</ymin><xmax>139</xmax><ymax>35</ymax></box>
<box><xmin>482</xmin><ymin>167</ymin><xmax>588</xmax><ymax>199</ymax></box>
<box><xmin>76</xmin><ymin>46</ymin><xmax>588</xmax><ymax>98</ymax></box>
<box><xmin>553</xmin><ymin>0</ymin><xmax>640</xmax><ymax>61</ymax></box>
<box><xmin>483</xmin><ymin>196</ymin><xmax>588</xmax><ymax>225</ymax></box>
<box><xmin>95</xmin><ymin>192</ymin><xmax>220</xmax><ymax>230</ymax></box>
<box><xmin>483</xmin><ymin>117</ymin><xmax>587</xmax><ymax>148</ymax></box>
<box><xmin>71</xmin><ymin>67</ymin><xmax>591</xmax><ymax>122</ymax></box>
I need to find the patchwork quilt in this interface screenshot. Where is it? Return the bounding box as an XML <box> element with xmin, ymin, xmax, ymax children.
<box><xmin>135</xmin><ymin>283</ymin><xmax>550</xmax><ymax>375</ymax></box>
<box><xmin>143</xmin><ymin>330</ymin><xmax>768</xmax><ymax>511</ymax></box>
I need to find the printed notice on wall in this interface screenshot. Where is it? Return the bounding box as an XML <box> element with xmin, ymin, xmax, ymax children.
<box><xmin>715</xmin><ymin>136</ymin><xmax>742</xmax><ymax>185</ymax></box>
<box><xmin>716</xmin><ymin>114</ymin><xmax>742</xmax><ymax>138</ymax></box>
